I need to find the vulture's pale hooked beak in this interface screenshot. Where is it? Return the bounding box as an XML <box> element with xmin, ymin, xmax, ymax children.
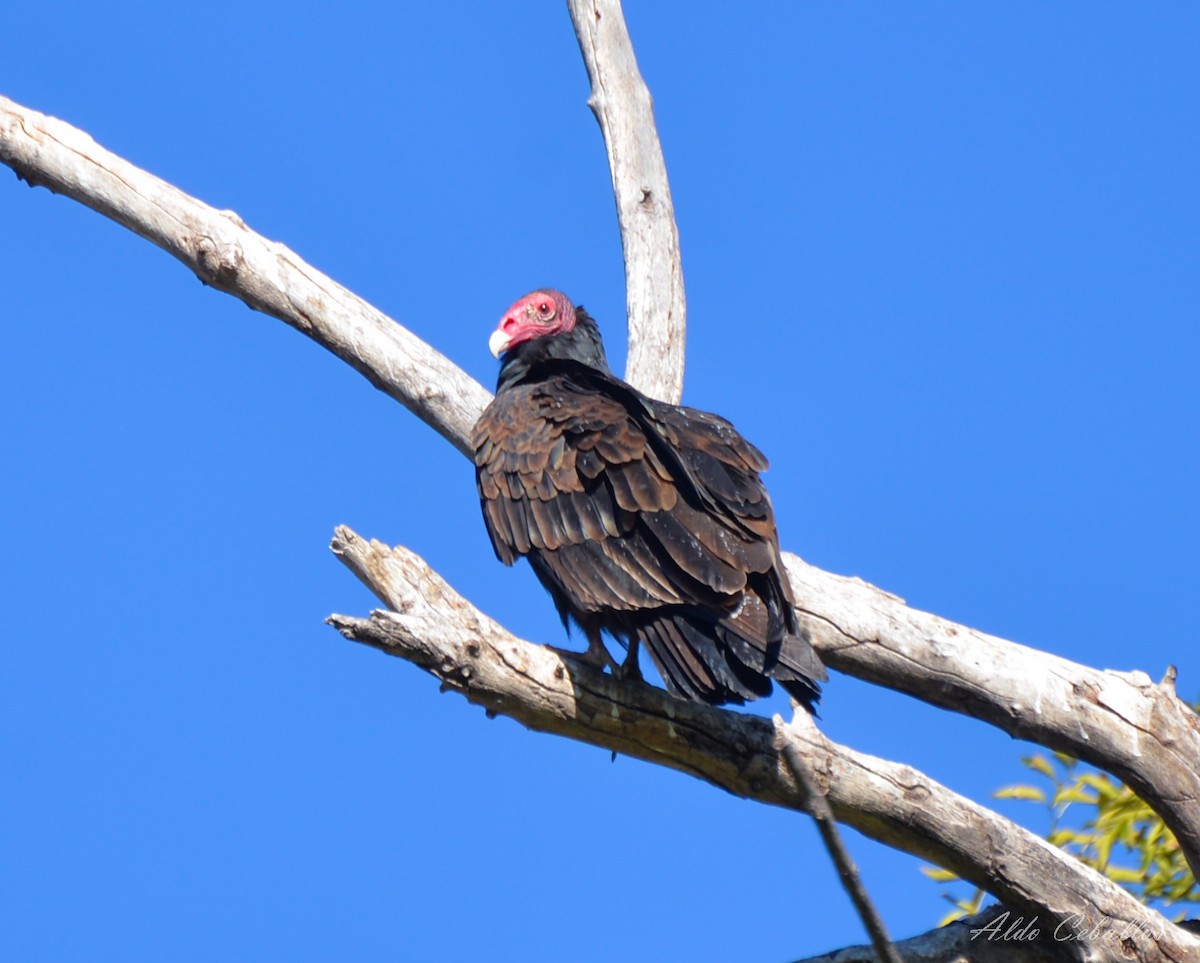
<box><xmin>488</xmin><ymin>329</ymin><xmax>512</xmax><ymax>359</ymax></box>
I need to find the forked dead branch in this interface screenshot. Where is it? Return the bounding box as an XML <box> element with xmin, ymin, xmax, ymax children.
<box><xmin>2</xmin><ymin>1</ymin><xmax>1197</xmax><ymax>960</ymax></box>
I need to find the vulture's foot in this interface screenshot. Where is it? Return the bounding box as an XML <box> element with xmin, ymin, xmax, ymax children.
<box><xmin>549</xmin><ymin>628</ymin><xmax>618</xmax><ymax>674</ymax></box>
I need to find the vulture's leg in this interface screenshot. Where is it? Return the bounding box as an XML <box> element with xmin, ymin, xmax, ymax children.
<box><xmin>616</xmin><ymin>638</ymin><xmax>643</xmax><ymax>684</ymax></box>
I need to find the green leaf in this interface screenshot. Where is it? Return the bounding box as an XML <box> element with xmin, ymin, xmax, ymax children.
<box><xmin>1105</xmin><ymin>867</ymin><xmax>1146</xmax><ymax>884</ymax></box>
<box><xmin>1053</xmin><ymin>785</ymin><xmax>1100</xmax><ymax>806</ymax></box>
<box><xmin>1023</xmin><ymin>754</ymin><xmax>1056</xmax><ymax>779</ymax></box>
<box><xmin>994</xmin><ymin>785</ymin><xmax>1046</xmax><ymax>802</ymax></box>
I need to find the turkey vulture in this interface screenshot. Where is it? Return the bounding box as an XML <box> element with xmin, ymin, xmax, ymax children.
<box><xmin>472</xmin><ymin>289</ymin><xmax>825</xmax><ymax>709</ymax></box>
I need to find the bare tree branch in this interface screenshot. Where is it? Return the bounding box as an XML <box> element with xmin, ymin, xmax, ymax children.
<box><xmin>779</xmin><ymin>713</ymin><xmax>904</xmax><ymax>963</ymax></box>
<box><xmin>783</xmin><ymin>554</ymin><xmax>1200</xmax><ymax>884</ymax></box>
<box><xmin>3</xmin><ymin>91</ymin><xmax>1197</xmax><ymax>888</ymax></box>
<box><xmin>568</xmin><ymin>0</ymin><xmax>687</xmax><ymax>403</ymax></box>
<box><xmin>0</xmin><ymin>94</ymin><xmax>490</xmax><ymax>459</ymax></box>
<box><xmin>328</xmin><ymin>527</ymin><xmax>1200</xmax><ymax>963</ymax></box>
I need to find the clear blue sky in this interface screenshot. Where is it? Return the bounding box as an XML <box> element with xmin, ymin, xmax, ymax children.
<box><xmin>3</xmin><ymin>4</ymin><xmax>1197</xmax><ymax>960</ymax></box>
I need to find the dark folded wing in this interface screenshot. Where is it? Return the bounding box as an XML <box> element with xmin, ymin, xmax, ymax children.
<box><xmin>476</xmin><ymin>375</ymin><xmax>786</xmax><ymax>610</ymax></box>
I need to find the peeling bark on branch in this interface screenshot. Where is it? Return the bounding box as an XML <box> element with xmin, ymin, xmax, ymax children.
<box><xmin>328</xmin><ymin>528</ymin><xmax>1200</xmax><ymax>963</ymax></box>
<box><xmin>568</xmin><ymin>0</ymin><xmax>687</xmax><ymax>403</ymax></box>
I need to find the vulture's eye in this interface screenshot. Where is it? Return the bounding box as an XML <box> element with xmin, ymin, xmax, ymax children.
<box><xmin>537</xmin><ymin>301</ymin><xmax>555</xmax><ymax>320</ymax></box>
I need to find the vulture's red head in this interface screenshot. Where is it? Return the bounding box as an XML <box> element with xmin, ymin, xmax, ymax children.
<box><xmin>489</xmin><ymin>289</ymin><xmax>577</xmax><ymax>358</ymax></box>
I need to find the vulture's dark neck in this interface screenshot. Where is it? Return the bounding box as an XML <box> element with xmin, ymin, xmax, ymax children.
<box><xmin>496</xmin><ymin>307</ymin><xmax>613</xmax><ymax>393</ymax></box>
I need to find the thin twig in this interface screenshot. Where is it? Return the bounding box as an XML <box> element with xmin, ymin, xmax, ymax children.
<box><xmin>776</xmin><ymin>713</ymin><xmax>903</xmax><ymax>963</ymax></box>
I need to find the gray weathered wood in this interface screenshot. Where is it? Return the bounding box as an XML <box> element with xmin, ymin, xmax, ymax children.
<box><xmin>329</xmin><ymin>527</ymin><xmax>1200</xmax><ymax>963</ymax></box>
<box><xmin>784</xmin><ymin>553</ymin><xmax>1200</xmax><ymax>887</ymax></box>
<box><xmin>2</xmin><ymin>90</ymin><xmax>1197</xmax><ymax>890</ymax></box>
<box><xmin>568</xmin><ymin>0</ymin><xmax>687</xmax><ymax>403</ymax></box>
<box><xmin>0</xmin><ymin>95</ymin><xmax>490</xmax><ymax>459</ymax></box>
